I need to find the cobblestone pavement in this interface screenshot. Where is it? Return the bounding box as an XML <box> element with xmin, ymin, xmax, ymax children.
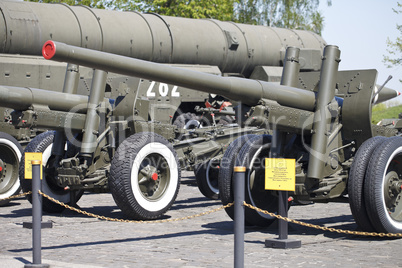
<box><xmin>1</xmin><ymin>171</ymin><xmax>402</xmax><ymax>267</ymax></box>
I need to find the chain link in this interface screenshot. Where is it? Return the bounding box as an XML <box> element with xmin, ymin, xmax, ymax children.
<box><xmin>0</xmin><ymin>191</ymin><xmax>32</xmax><ymax>201</ymax></box>
<box><xmin>39</xmin><ymin>190</ymin><xmax>233</xmax><ymax>223</ymax></box>
<box><xmin>243</xmin><ymin>202</ymin><xmax>402</xmax><ymax>238</ymax></box>
<box><xmin>3</xmin><ymin>190</ymin><xmax>402</xmax><ymax>237</ymax></box>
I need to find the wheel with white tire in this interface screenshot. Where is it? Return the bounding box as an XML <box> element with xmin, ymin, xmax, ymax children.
<box><xmin>109</xmin><ymin>132</ymin><xmax>181</xmax><ymax>220</ymax></box>
<box><xmin>0</xmin><ymin>132</ymin><xmax>23</xmax><ymax>206</ymax></box>
<box><xmin>348</xmin><ymin>136</ymin><xmax>386</xmax><ymax>231</ymax></box>
<box><xmin>173</xmin><ymin>113</ymin><xmax>200</xmax><ymax>129</ymax></box>
<box><xmin>364</xmin><ymin>137</ymin><xmax>402</xmax><ymax>233</ymax></box>
<box><xmin>194</xmin><ymin>158</ymin><xmax>220</xmax><ymax>200</ymax></box>
<box><xmin>236</xmin><ymin>134</ymin><xmax>281</xmax><ymax>227</ymax></box>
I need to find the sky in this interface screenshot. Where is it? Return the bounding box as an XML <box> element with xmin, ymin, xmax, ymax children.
<box><xmin>318</xmin><ymin>0</ymin><xmax>402</xmax><ymax>105</ymax></box>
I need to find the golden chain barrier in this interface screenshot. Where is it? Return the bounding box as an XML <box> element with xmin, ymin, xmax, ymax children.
<box><xmin>243</xmin><ymin>202</ymin><xmax>402</xmax><ymax>238</ymax></box>
<box><xmin>39</xmin><ymin>190</ymin><xmax>233</xmax><ymax>223</ymax></box>
<box><xmin>0</xmin><ymin>191</ymin><xmax>32</xmax><ymax>201</ymax></box>
<box><xmin>3</xmin><ymin>190</ymin><xmax>401</xmax><ymax>237</ymax></box>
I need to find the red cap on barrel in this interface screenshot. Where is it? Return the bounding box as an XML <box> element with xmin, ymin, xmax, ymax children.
<box><xmin>42</xmin><ymin>40</ymin><xmax>56</xmax><ymax>60</ymax></box>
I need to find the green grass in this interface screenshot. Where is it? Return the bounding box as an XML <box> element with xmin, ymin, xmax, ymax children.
<box><xmin>372</xmin><ymin>104</ymin><xmax>402</xmax><ymax>124</ymax></box>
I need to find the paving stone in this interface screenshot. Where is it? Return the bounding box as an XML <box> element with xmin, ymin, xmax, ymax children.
<box><xmin>1</xmin><ymin>171</ymin><xmax>401</xmax><ymax>267</ymax></box>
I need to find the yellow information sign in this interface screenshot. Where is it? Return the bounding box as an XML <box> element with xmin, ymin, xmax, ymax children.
<box><xmin>24</xmin><ymin>152</ymin><xmax>43</xmax><ymax>180</ymax></box>
<box><xmin>265</xmin><ymin>158</ymin><xmax>295</xmax><ymax>191</ymax></box>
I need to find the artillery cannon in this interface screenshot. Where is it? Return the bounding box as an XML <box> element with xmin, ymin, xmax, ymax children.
<box><xmin>0</xmin><ymin>0</ymin><xmax>398</xmax><ymax>206</ymax></box>
<box><xmin>17</xmin><ymin>40</ymin><xmax>397</xmax><ymax>234</ymax></box>
<box><xmin>0</xmin><ymin>2</ymin><xmax>400</xmax><ymax>233</ymax></box>
<box><xmin>0</xmin><ymin>0</ymin><xmax>330</xmax><ymax>204</ymax></box>
<box><xmin>2</xmin><ymin>78</ymin><xmax>263</xmax><ymax>217</ymax></box>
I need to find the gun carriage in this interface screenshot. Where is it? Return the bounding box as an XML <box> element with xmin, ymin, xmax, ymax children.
<box><xmin>0</xmin><ymin>2</ymin><xmax>401</xmax><ymax>235</ymax></box>
<box><xmin>0</xmin><ymin>0</ymin><xmax>330</xmax><ymax>204</ymax></box>
<box><xmin>1</xmin><ymin>39</ymin><xmax>399</xmax><ymax>233</ymax></box>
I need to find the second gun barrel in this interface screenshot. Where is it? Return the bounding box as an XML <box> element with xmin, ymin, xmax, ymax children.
<box><xmin>43</xmin><ymin>41</ymin><xmax>316</xmax><ymax>111</ymax></box>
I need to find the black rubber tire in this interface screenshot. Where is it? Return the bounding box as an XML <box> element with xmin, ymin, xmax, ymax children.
<box><xmin>235</xmin><ymin>134</ymin><xmax>280</xmax><ymax>227</ymax></box>
<box><xmin>173</xmin><ymin>113</ymin><xmax>199</xmax><ymax>129</ymax></box>
<box><xmin>364</xmin><ymin>137</ymin><xmax>402</xmax><ymax>233</ymax></box>
<box><xmin>109</xmin><ymin>132</ymin><xmax>181</xmax><ymax>220</ymax></box>
<box><xmin>218</xmin><ymin>115</ymin><xmax>235</xmax><ymax>125</ymax></box>
<box><xmin>19</xmin><ymin>131</ymin><xmax>83</xmax><ymax>213</ymax></box>
<box><xmin>0</xmin><ymin>132</ymin><xmax>23</xmax><ymax>206</ymax></box>
<box><xmin>194</xmin><ymin>158</ymin><xmax>220</xmax><ymax>200</ymax></box>
<box><xmin>219</xmin><ymin>134</ymin><xmax>257</xmax><ymax>221</ymax></box>
<box><xmin>348</xmin><ymin>136</ymin><xmax>386</xmax><ymax>231</ymax></box>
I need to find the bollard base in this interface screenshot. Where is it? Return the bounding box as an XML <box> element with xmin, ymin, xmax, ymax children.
<box><xmin>265</xmin><ymin>238</ymin><xmax>301</xmax><ymax>249</ymax></box>
<box><xmin>24</xmin><ymin>263</ymin><xmax>50</xmax><ymax>268</ymax></box>
<box><xmin>23</xmin><ymin>221</ymin><xmax>53</xmax><ymax>229</ymax></box>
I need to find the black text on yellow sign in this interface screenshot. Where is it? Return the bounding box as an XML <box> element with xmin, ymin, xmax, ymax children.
<box><xmin>24</xmin><ymin>152</ymin><xmax>43</xmax><ymax>180</ymax></box>
<box><xmin>265</xmin><ymin>158</ymin><xmax>295</xmax><ymax>191</ymax></box>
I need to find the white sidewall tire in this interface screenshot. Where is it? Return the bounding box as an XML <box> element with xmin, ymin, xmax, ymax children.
<box><xmin>237</xmin><ymin>134</ymin><xmax>278</xmax><ymax>227</ymax></box>
<box><xmin>0</xmin><ymin>138</ymin><xmax>22</xmax><ymax>199</ymax></box>
<box><xmin>130</xmin><ymin>142</ymin><xmax>179</xmax><ymax>212</ymax></box>
<box><xmin>41</xmin><ymin>144</ymin><xmax>71</xmax><ymax>203</ymax></box>
<box><xmin>365</xmin><ymin>137</ymin><xmax>402</xmax><ymax>233</ymax></box>
<box><xmin>206</xmin><ymin>159</ymin><xmax>219</xmax><ymax>195</ymax></box>
<box><xmin>381</xmin><ymin>146</ymin><xmax>402</xmax><ymax>230</ymax></box>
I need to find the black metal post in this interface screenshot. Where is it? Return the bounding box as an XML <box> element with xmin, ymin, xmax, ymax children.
<box><xmin>234</xmin><ymin>166</ymin><xmax>245</xmax><ymax>268</ymax></box>
<box><xmin>25</xmin><ymin>160</ymin><xmax>49</xmax><ymax>268</ymax></box>
<box><xmin>278</xmin><ymin>191</ymin><xmax>288</xmax><ymax>240</ymax></box>
<box><xmin>264</xmin><ymin>132</ymin><xmax>301</xmax><ymax>249</ymax></box>
<box><xmin>264</xmin><ymin>46</ymin><xmax>301</xmax><ymax>249</ymax></box>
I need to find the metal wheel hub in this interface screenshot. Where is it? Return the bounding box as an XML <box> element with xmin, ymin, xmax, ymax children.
<box><xmin>0</xmin><ymin>159</ymin><xmax>4</xmax><ymax>180</ymax></box>
<box><xmin>139</xmin><ymin>163</ymin><xmax>164</xmax><ymax>199</ymax></box>
<box><xmin>140</xmin><ymin>165</ymin><xmax>159</xmax><ymax>182</ymax></box>
<box><xmin>385</xmin><ymin>171</ymin><xmax>402</xmax><ymax>214</ymax></box>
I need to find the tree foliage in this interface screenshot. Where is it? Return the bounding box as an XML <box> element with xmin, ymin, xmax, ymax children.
<box><xmin>234</xmin><ymin>0</ymin><xmax>328</xmax><ymax>34</ymax></box>
<box><xmin>384</xmin><ymin>2</ymin><xmax>402</xmax><ymax>83</ymax></box>
<box><xmin>109</xmin><ymin>0</ymin><xmax>329</xmax><ymax>34</ymax></box>
<box><xmin>115</xmin><ymin>0</ymin><xmax>235</xmax><ymax>20</ymax></box>
<box><xmin>27</xmin><ymin>0</ymin><xmax>105</xmax><ymax>8</ymax></box>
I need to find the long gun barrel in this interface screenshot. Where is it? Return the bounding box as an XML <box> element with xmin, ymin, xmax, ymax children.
<box><xmin>0</xmin><ymin>85</ymin><xmax>88</xmax><ymax>112</ymax></box>
<box><xmin>0</xmin><ymin>0</ymin><xmax>325</xmax><ymax>77</ymax></box>
<box><xmin>43</xmin><ymin>41</ymin><xmax>316</xmax><ymax>111</ymax></box>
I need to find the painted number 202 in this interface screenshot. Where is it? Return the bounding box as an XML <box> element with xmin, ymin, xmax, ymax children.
<box><xmin>146</xmin><ymin>81</ymin><xmax>180</xmax><ymax>97</ymax></box>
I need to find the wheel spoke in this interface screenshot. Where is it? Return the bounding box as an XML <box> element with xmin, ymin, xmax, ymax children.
<box><xmin>138</xmin><ymin>177</ymin><xmax>148</xmax><ymax>185</ymax></box>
